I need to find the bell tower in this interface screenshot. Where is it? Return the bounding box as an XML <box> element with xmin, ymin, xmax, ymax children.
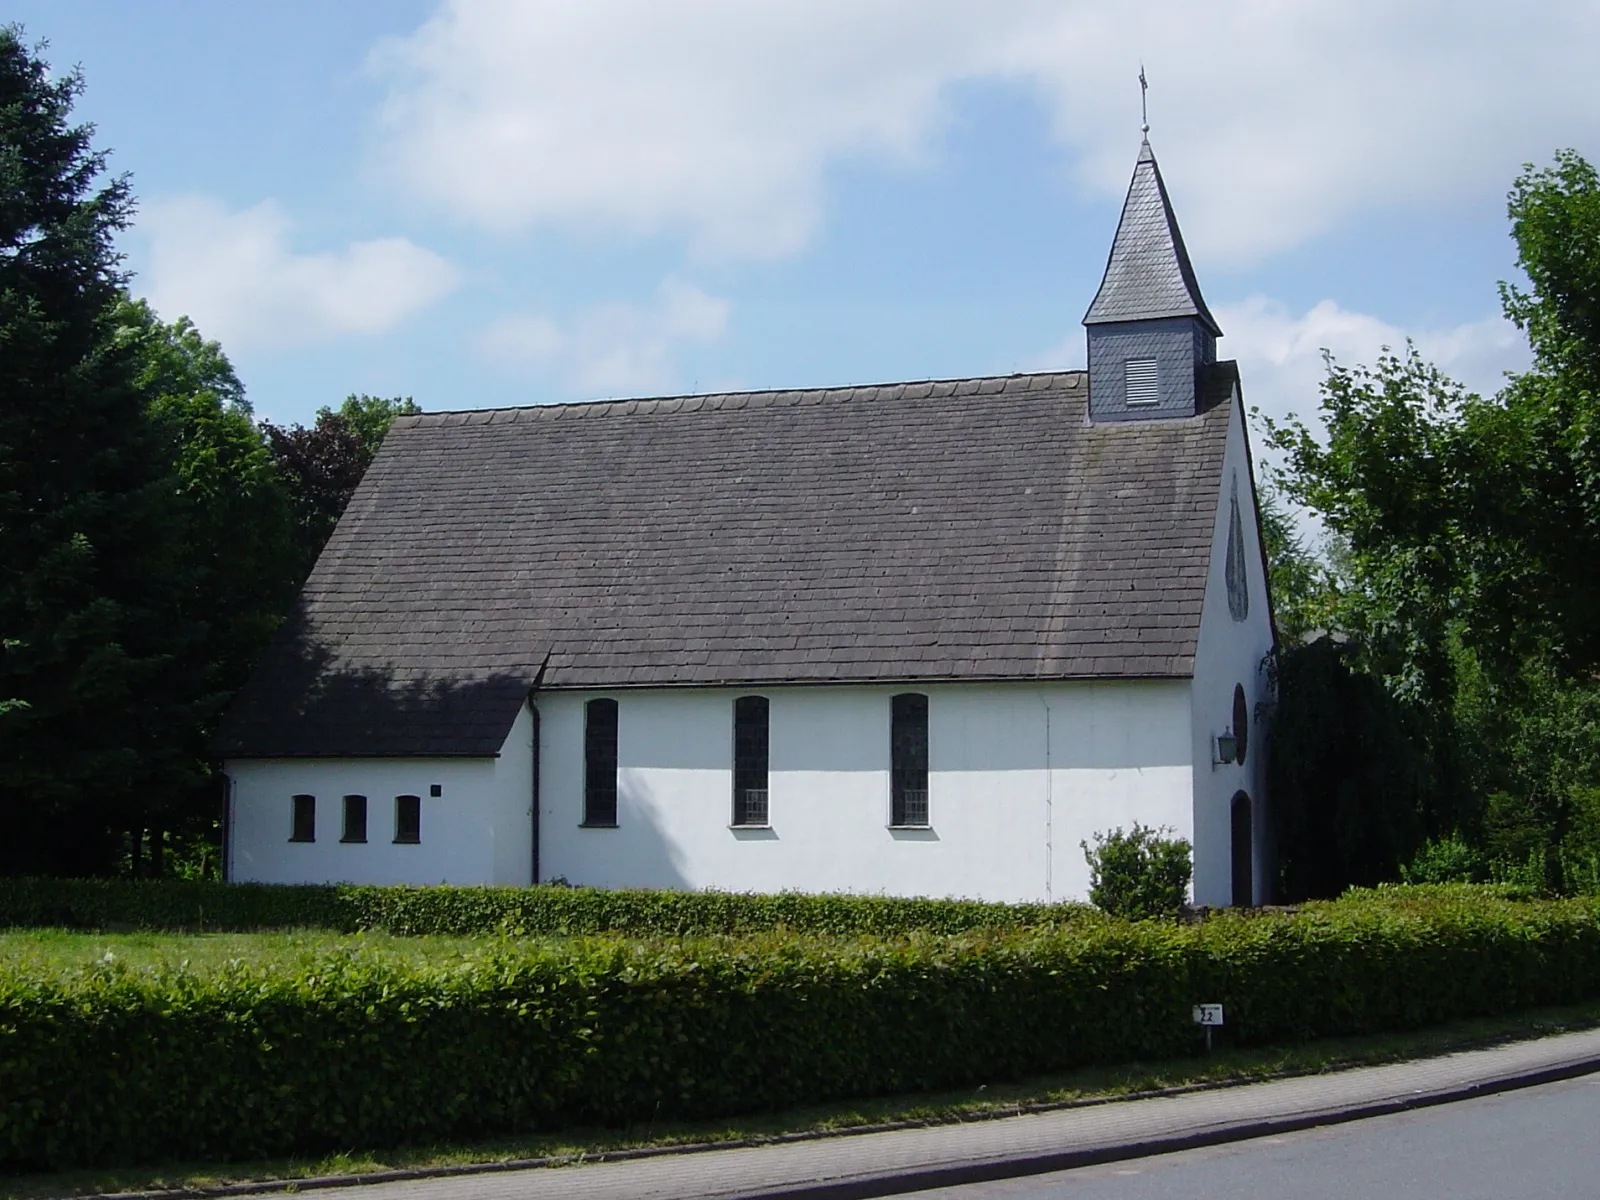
<box><xmin>1083</xmin><ymin>138</ymin><xmax>1221</xmax><ymax>421</ymax></box>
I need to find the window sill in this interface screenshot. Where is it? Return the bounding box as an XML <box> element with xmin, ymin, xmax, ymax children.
<box><xmin>887</xmin><ymin>825</ymin><xmax>933</xmax><ymax>831</ymax></box>
<box><xmin>578</xmin><ymin>822</ymin><xmax>619</xmax><ymax>829</ymax></box>
<box><xmin>392</xmin><ymin>837</ymin><xmax>421</xmax><ymax>845</ymax></box>
<box><xmin>288</xmin><ymin>837</ymin><xmax>314</xmax><ymax>844</ymax></box>
<box><xmin>729</xmin><ymin>823</ymin><xmax>772</xmax><ymax>830</ymax></box>
<box><xmin>340</xmin><ymin>837</ymin><xmax>368</xmax><ymax>844</ymax></box>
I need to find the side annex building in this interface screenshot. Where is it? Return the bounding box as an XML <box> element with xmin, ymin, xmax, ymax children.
<box><xmin>215</xmin><ymin>138</ymin><xmax>1277</xmax><ymax>906</ymax></box>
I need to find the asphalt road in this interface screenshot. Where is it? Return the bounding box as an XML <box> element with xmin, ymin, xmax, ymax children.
<box><xmin>903</xmin><ymin>1074</ymin><xmax>1600</xmax><ymax>1199</ymax></box>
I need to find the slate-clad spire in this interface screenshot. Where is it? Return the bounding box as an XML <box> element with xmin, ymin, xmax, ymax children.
<box><xmin>1084</xmin><ymin>139</ymin><xmax>1220</xmax><ymax>336</ymax></box>
<box><xmin>1081</xmin><ymin>138</ymin><xmax>1221</xmax><ymax>423</ymax></box>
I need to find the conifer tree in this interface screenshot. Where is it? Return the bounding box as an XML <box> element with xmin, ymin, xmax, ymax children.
<box><xmin>0</xmin><ymin>29</ymin><xmax>199</xmax><ymax>873</ymax></box>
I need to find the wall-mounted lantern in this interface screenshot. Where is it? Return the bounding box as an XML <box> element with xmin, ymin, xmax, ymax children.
<box><xmin>1212</xmin><ymin>728</ymin><xmax>1238</xmax><ymax>769</ymax></box>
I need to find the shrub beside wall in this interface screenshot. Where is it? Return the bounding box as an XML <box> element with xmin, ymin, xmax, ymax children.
<box><xmin>4</xmin><ymin>887</ymin><xmax>1600</xmax><ymax>1170</ymax></box>
<box><xmin>0</xmin><ymin>878</ymin><xmax>1089</xmax><ymax>938</ymax></box>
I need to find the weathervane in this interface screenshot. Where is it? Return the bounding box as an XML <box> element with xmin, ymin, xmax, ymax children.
<box><xmin>1139</xmin><ymin>64</ymin><xmax>1150</xmax><ymax>136</ymax></box>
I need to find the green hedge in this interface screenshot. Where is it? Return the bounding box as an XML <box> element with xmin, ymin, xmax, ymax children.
<box><xmin>4</xmin><ymin>887</ymin><xmax>1600</xmax><ymax>1169</ymax></box>
<box><xmin>0</xmin><ymin>878</ymin><xmax>1087</xmax><ymax>938</ymax></box>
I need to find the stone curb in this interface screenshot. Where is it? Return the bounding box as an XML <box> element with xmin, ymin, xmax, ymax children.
<box><xmin>74</xmin><ymin>1037</ymin><xmax>1600</xmax><ymax>1200</ymax></box>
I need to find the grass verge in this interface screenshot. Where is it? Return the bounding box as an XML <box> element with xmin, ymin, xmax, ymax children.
<box><xmin>8</xmin><ymin>997</ymin><xmax>1600</xmax><ymax>1200</ymax></box>
<box><xmin>0</xmin><ymin>929</ymin><xmax>518</xmax><ymax>975</ymax></box>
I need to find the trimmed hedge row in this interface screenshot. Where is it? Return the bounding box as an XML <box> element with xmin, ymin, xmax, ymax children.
<box><xmin>5</xmin><ymin>887</ymin><xmax>1600</xmax><ymax>1169</ymax></box>
<box><xmin>0</xmin><ymin>878</ymin><xmax>1087</xmax><ymax>938</ymax></box>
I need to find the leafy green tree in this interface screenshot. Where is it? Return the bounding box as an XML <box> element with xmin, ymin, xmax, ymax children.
<box><xmin>335</xmin><ymin>393</ymin><xmax>421</xmax><ymax>451</ymax></box>
<box><xmin>0</xmin><ymin>29</ymin><xmax>200</xmax><ymax>874</ymax></box>
<box><xmin>1269</xmin><ymin>151</ymin><xmax>1600</xmax><ymax>691</ymax></box>
<box><xmin>117</xmin><ymin>298</ymin><xmax>299</xmax><ymax>697</ymax></box>
<box><xmin>1484</xmin><ymin>149</ymin><xmax>1600</xmax><ymax>676</ymax></box>
<box><xmin>1264</xmin><ymin>150</ymin><xmax>1600</xmax><ymax>895</ymax></box>
<box><xmin>1264</xmin><ymin>348</ymin><xmax>1472</xmax><ymax>707</ymax></box>
<box><xmin>111</xmin><ymin>300</ymin><xmax>302</xmax><ymax>873</ymax></box>
<box><xmin>264</xmin><ymin>394</ymin><xmax>419</xmax><ymax>574</ymax></box>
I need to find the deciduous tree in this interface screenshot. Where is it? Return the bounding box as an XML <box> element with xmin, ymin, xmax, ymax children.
<box><xmin>264</xmin><ymin>394</ymin><xmax>419</xmax><ymax>575</ymax></box>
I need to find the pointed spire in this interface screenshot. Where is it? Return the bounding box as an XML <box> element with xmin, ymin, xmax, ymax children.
<box><xmin>1083</xmin><ymin>139</ymin><xmax>1221</xmax><ymax>336</ymax></box>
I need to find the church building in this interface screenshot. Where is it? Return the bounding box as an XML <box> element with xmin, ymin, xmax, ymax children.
<box><xmin>216</xmin><ymin>137</ymin><xmax>1276</xmax><ymax>906</ymax></box>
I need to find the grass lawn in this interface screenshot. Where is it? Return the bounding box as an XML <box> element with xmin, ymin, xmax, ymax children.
<box><xmin>5</xmin><ymin>980</ymin><xmax>1600</xmax><ymax>1200</ymax></box>
<box><xmin>0</xmin><ymin>927</ymin><xmax>533</xmax><ymax>975</ymax></box>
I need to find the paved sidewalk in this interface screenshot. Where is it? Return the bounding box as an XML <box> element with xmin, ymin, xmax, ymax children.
<box><xmin>289</xmin><ymin>1028</ymin><xmax>1600</xmax><ymax>1200</ymax></box>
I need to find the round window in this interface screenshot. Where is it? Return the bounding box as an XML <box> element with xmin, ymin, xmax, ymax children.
<box><xmin>1232</xmin><ymin>684</ymin><xmax>1249</xmax><ymax>765</ymax></box>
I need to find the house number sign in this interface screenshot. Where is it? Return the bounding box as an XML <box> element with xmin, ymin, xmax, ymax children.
<box><xmin>1192</xmin><ymin>1004</ymin><xmax>1224</xmax><ymax>1026</ymax></box>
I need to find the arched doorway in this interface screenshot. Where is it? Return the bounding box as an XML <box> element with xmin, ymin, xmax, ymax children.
<box><xmin>1231</xmin><ymin>791</ymin><xmax>1253</xmax><ymax>908</ymax></box>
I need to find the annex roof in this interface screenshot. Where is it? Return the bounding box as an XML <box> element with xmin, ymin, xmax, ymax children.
<box><xmin>1083</xmin><ymin>140</ymin><xmax>1222</xmax><ymax>335</ymax></box>
<box><xmin>216</xmin><ymin>365</ymin><xmax>1238</xmax><ymax>758</ymax></box>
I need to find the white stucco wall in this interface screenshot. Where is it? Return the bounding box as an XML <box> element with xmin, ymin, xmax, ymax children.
<box><xmin>1188</xmin><ymin>389</ymin><xmax>1278</xmax><ymax>906</ymax></box>
<box><xmin>224</xmin><ymin>704</ymin><xmax>534</xmax><ymax>886</ymax></box>
<box><xmin>225</xmin><ymin>676</ymin><xmax>1217</xmax><ymax>903</ymax></box>
<box><xmin>535</xmin><ymin>680</ymin><xmax>1193</xmax><ymax>903</ymax></box>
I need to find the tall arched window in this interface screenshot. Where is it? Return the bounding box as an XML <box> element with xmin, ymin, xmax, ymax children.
<box><xmin>732</xmin><ymin>696</ymin><xmax>769</xmax><ymax>826</ymax></box>
<box><xmin>290</xmin><ymin>794</ymin><xmax>316</xmax><ymax>843</ymax></box>
<box><xmin>1232</xmin><ymin>684</ymin><xmax>1249</xmax><ymax>766</ymax></box>
<box><xmin>394</xmin><ymin>795</ymin><xmax>421</xmax><ymax>844</ymax></box>
<box><xmin>341</xmin><ymin>794</ymin><xmax>367</xmax><ymax>843</ymax></box>
<box><xmin>890</xmin><ymin>693</ymin><xmax>929</xmax><ymax>827</ymax></box>
<box><xmin>583</xmin><ymin>698</ymin><xmax>619</xmax><ymax>826</ymax></box>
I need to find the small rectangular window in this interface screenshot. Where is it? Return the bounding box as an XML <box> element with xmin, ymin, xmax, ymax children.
<box><xmin>891</xmin><ymin>693</ymin><xmax>930</xmax><ymax>827</ymax></box>
<box><xmin>394</xmin><ymin>794</ymin><xmax>421</xmax><ymax>844</ymax></box>
<box><xmin>1125</xmin><ymin>358</ymin><xmax>1159</xmax><ymax>406</ymax></box>
<box><xmin>583</xmin><ymin>698</ymin><xmax>619</xmax><ymax>826</ymax></box>
<box><xmin>341</xmin><ymin>794</ymin><xmax>368</xmax><ymax>843</ymax></box>
<box><xmin>290</xmin><ymin>794</ymin><xmax>316</xmax><ymax>842</ymax></box>
<box><xmin>732</xmin><ymin>695</ymin><xmax>770</xmax><ymax>826</ymax></box>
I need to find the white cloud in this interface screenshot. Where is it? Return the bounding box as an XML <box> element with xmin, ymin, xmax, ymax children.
<box><xmin>370</xmin><ymin>0</ymin><xmax>1600</xmax><ymax>263</ymax></box>
<box><xmin>478</xmin><ymin>278</ymin><xmax>730</xmax><ymax>394</ymax></box>
<box><xmin>1214</xmin><ymin>296</ymin><xmax>1530</xmax><ymax>435</ymax></box>
<box><xmin>141</xmin><ymin>196</ymin><xmax>461</xmax><ymax>351</ymax></box>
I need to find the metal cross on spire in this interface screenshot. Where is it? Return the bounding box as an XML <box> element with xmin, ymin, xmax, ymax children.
<box><xmin>1139</xmin><ymin>65</ymin><xmax>1150</xmax><ymax>136</ymax></box>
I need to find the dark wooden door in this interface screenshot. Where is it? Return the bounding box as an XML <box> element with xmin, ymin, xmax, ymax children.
<box><xmin>1231</xmin><ymin>791</ymin><xmax>1253</xmax><ymax>908</ymax></box>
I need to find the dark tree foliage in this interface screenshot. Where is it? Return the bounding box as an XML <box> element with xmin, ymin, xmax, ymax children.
<box><xmin>1267</xmin><ymin>638</ymin><xmax>1434</xmax><ymax>900</ymax></box>
<box><xmin>264</xmin><ymin>394</ymin><xmax>419</xmax><ymax>575</ymax></box>
<box><xmin>0</xmin><ymin>30</ymin><xmax>199</xmax><ymax>874</ymax></box>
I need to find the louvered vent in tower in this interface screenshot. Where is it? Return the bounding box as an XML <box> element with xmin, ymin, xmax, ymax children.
<box><xmin>1125</xmin><ymin>359</ymin><xmax>1158</xmax><ymax>406</ymax></box>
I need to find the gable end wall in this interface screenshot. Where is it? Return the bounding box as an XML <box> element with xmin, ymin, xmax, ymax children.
<box><xmin>1188</xmin><ymin>389</ymin><xmax>1277</xmax><ymax>905</ymax></box>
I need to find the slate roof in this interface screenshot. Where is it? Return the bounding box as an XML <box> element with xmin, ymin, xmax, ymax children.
<box><xmin>216</xmin><ymin>365</ymin><xmax>1238</xmax><ymax>758</ymax></box>
<box><xmin>1083</xmin><ymin>140</ymin><xmax>1221</xmax><ymax>336</ymax></box>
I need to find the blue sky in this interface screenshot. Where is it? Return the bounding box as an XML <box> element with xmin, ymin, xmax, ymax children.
<box><xmin>13</xmin><ymin>1</ymin><xmax>1599</xmax><ymax>436</ymax></box>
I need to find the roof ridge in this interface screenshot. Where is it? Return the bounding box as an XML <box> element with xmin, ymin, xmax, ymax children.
<box><xmin>396</xmin><ymin>369</ymin><xmax>1087</xmax><ymax>426</ymax></box>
